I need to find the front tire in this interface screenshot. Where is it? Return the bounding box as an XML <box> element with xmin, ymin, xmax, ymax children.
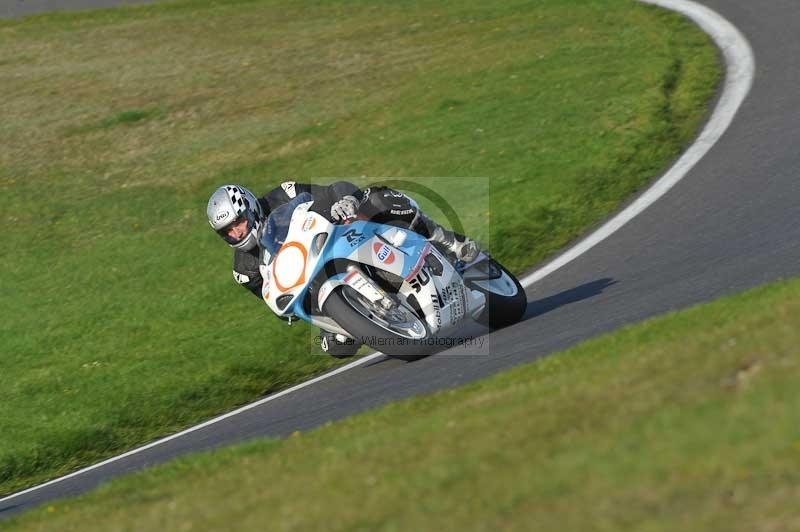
<box><xmin>322</xmin><ymin>286</ymin><xmax>438</xmax><ymax>361</ymax></box>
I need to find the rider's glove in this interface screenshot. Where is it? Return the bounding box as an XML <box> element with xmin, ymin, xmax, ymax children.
<box><xmin>330</xmin><ymin>195</ymin><xmax>359</xmax><ymax>222</ymax></box>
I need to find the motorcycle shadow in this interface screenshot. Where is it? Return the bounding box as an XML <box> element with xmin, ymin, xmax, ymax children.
<box><xmin>361</xmin><ymin>278</ymin><xmax>617</xmax><ymax>365</ymax></box>
<box><xmin>521</xmin><ymin>277</ymin><xmax>618</xmax><ymax>322</ymax></box>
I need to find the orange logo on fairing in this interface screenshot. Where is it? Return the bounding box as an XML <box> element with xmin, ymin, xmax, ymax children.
<box><xmin>272</xmin><ymin>241</ymin><xmax>308</xmax><ymax>292</ymax></box>
<box><xmin>373</xmin><ymin>242</ymin><xmax>396</xmax><ymax>265</ymax></box>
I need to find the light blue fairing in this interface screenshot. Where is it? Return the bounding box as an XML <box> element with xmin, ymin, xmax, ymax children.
<box><xmin>288</xmin><ymin>219</ymin><xmax>431</xmax><ymax>322</ymax></box>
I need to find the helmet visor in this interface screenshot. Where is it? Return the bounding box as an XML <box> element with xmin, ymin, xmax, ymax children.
<box><xmin>216</xmin><ymin>210</ymin><xmax>256</xmax><ymax>245</ymax></box>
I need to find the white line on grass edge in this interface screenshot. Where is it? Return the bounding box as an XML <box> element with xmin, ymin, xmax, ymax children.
<box><xmin>521</xmin><ymin>0</ymin><xmax>755</xmax><ymax>286</ymax></box>
<box><xmin>0</xmin><ymin>0</ymin><xmax>754</xmax><ymax>507</ymax></box>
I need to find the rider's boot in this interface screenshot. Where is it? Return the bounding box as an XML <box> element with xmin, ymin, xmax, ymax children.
<box><xmin>319</xmin><ymin>330</ymin><xmax>360</xmax><ymax>359</ymax></box>
<box><xmin>414</xmin><ymin>214</ymin><xmax>480</xmax><ymax>263</ymax></box>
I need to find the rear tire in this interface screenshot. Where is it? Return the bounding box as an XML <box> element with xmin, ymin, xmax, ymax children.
<box><xmin>468</xmin><ymin>259</ymin><xmax>527</xmax><ymax>329</ymax></box>
<box><xmin>322</xmin><ymin>286</ymin><xmax>438</xmax><ymax>361</ymax></box>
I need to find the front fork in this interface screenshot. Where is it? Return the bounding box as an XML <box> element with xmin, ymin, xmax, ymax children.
<box><xmin>317</xmin><ymin>265</ymin><xmax>396</xmax><ymax>313</ymax></box>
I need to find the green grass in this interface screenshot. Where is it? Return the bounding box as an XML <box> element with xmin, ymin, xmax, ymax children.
<box><xmin>7</xmin><ymin>277</ymin><xmax>800</xmax><ymax>531</ymax></box>
<box><xmin>0</xmin><ymin>0</ymin><xmax>720</xmax><ymax>496</ymax></box>
<box><xmin>63</xmin><ymin>107</ymin><xmax>165</xmax><ymax>136</ymax></box>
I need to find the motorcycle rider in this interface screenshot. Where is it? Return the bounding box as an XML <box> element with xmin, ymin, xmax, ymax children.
<box><xmin>206</xmin><ymin>180</ymin><xmax>479</xmax><ymax>357</ymax></box>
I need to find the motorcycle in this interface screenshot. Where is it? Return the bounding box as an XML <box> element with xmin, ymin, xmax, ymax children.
<box><xmin>258</xmin><ymin>192</ymin><xmax>527</xmax><ymax>361</ymax></box>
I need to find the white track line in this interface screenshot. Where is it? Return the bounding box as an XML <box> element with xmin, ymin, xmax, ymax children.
<box><xmin>520</xmin><ymin>0</ymin><xmax>755</xmax><ymax>287</ymax></box>
<box><xmin>0</xmin><ymin>353</ymin><xmax>385</xmax><ymax>505</ymax></box>
<box><xmin>0</xmin><ymin>0</ymin><xmax>754</xmax><ymax>506</ymax></box>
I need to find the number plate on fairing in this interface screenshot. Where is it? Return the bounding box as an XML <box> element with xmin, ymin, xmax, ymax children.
<box><xmin>399</xmin><ymin>247</ymin><xmax>466</xmax><ymax>334</ymax></box>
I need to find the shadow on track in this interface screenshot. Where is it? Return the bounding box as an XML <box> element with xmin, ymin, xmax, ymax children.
<box><xmin>521</xmin><ymin>278</ymin><xmax>617</xmax><ymax>321</ymax></box>
<box><xmin>352</xmin><ymin>278</ymin><xmax>618</xmax><ymax>367</ymax></box>
<box><xmin>361</xmin><ymin>355</ymin><xmax>392</xmax><ymax>369</ymax></box>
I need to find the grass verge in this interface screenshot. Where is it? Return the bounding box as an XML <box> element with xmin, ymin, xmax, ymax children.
<box><xmin>6</xmin><ymin>276</ymin><xmax>800</xmax><ymax>530</ymax></box>
<box><xmin>0</xmin><ymin>0</ymin><xmax>720</xmax><ymax>495</ymax></box>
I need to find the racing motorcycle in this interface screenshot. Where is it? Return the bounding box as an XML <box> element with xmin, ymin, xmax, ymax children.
<box><xmin>258</xmin><ymin>192</ymin><xmax>527</xmax><ymax>361</ymax></box>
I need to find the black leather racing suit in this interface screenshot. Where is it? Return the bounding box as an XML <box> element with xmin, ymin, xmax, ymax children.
<box><xmin>232</xmin><ymin>181</ymin><xmax>421</xmax><ymax>298</ymax></box>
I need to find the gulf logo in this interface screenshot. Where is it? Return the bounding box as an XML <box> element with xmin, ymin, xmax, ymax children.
<box><xmin>373</xmin><ymin>242</ymin><xmax>396</xmax><ymax>265</ymax></box>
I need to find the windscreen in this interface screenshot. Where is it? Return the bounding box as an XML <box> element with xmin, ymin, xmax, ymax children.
<box><xmin>259</xmin><ymin>192</ymin><xmax>314</xmax><ymax>256</ymax></box>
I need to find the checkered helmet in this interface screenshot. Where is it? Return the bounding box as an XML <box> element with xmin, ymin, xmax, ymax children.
<box><xmin>207</xmin><ymin>185</ymin><xmax>265</xmax><ymax>251</ymax></box>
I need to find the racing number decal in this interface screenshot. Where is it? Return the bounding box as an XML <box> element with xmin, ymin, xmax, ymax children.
<box><xmin>409</xmin><ymin>269</ymin><xmax>430</xmax><ymax>293</ymax></box>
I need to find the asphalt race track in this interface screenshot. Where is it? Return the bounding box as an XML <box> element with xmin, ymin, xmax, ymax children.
<box><xmin>3</xmin><ymin>0</ymin><xmax>800</xmax><ymax>519</ymax></box>
<box><xmin>0</xmin><ymin>0</ymin><xmax>158</xmax><ymax>18</ymax></box>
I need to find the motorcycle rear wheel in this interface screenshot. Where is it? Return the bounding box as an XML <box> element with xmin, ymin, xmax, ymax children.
<box><xmin>467</xmin><ymin>259</ymin><xmax>527</xmax><ymax>329</ymax></box>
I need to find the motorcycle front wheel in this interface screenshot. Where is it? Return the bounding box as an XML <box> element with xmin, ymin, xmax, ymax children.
<box><xmin>322</xmin><ymin>285</ymin><xmax>438</xmax><ymax>361</ymax></box>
